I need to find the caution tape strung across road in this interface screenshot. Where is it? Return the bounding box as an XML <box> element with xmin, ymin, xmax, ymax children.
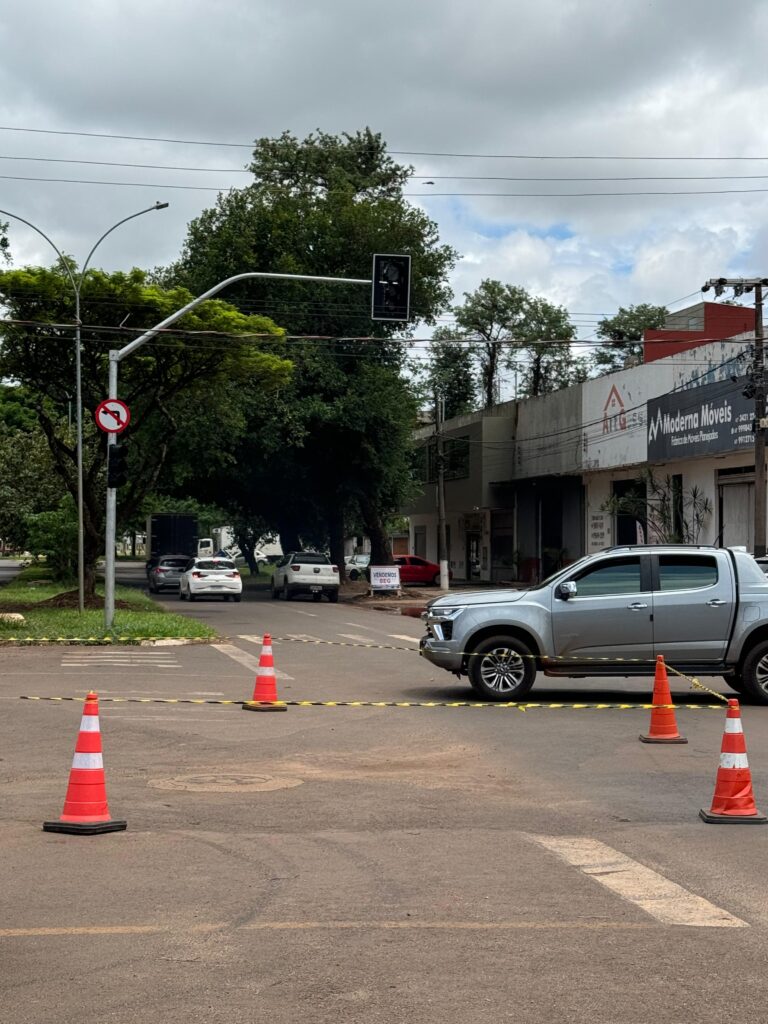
<box><xmin>19</xmin><ymin>695</ymin><xmax>725</xmax><ymax>711</ymax></box>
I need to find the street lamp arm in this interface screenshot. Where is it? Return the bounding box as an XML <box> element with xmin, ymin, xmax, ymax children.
<box><xmin>0</xmin><ymin>207</ymin><xmax>79</xmax><ymax>295</ymax></box>
<box><xmin>115</xmin><ymin>269</ymin><xmax>370</xmax><ymax>362</ymax></box>
<box><xmin>79</xmin><ymin>202</ymin><xmax>169</xmax><ymax>289</ymax></box>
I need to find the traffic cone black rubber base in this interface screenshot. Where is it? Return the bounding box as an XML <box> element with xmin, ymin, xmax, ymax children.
<box><xmin>640</xmin><ymin>734</ymin><xmax>688</xmax><ymax>744</ymax></box>
<box><xmin>242</xmin><ymin>701</ymin><xmax>287</xmax><ymax>713</ymax></box>
<box><xmin>43</xmin><ymin>819</ymin><xmax>127</xmax><ymax>835</ymax></box>
<box><xmin>699</xmin><ymin>809</ymin><xmax>767</xmax><ymax>825</ymax></box>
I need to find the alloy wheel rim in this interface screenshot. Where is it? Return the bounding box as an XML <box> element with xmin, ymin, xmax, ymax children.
<box><xmin>479</xmin><ymin>647</ymin><xmax>525</xmax><ymax>692</ymax></box>
<box><xmin>755</xmin><ymin>654</ymin><xmax>768</xmax><ymax>694</ymax></box>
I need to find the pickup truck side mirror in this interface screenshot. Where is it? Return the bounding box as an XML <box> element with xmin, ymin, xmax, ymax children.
<box><xmin>558</xmin><ymin>580</ymin><xmax>578</xmax><ymax>600</ymax></box>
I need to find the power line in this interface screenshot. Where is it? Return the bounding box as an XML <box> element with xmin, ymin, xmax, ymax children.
<box><xmin>6</xmin><ymin>153</ymin><xmax>768</xmax><ymax>183</ymax></box>
<box><xmin>4</xmin><ymin>170</ymin><xmax>768</xmax><ymax>198</ymax></box>
<box><xmin>1</xmin><ymin>125</ymin><xmax>768</xmax><ymax>162</ymax></box>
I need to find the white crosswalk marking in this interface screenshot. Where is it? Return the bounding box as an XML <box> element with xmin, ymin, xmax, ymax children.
<box><xmin>387</xmin><ymin>634</ymin><xmax>421</xmax><ymax>644</ymax></box>
<box><xmin>527</xmin><ymin>835</ymin><xmax>747</xmax><ymax>928</ymax></box>
<box><xmin>62</xmin><ymin>651</ymin><xmax>180</xmax><ymax>669</ymax></box>
<box><xmin>344</xmin><ymin>622</ymin><xmax>376</xmax><ymax>631</ymax></box>
<box><xmin>211</xmin><ymin>643</ymin><xmax>293</xmax><ymax>680</ymax></box>
<box><xmin>338</xmin><ymin>633</ymin><xmax>378</xmax><ymax>644</ymax></box>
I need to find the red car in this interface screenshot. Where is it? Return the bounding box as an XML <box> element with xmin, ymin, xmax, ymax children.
<box><xmin>394</xmin><ymin>555</ymin><xmax>453</xmax><ymax>586</ymax></box>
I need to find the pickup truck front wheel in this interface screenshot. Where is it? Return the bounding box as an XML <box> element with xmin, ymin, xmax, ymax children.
<box><xmin>739</xmin><ymin>642</ymin><xmax>768</xmax><ymax>705</ymax></box>
<box><xmin>468</xmin><ymin>635</ymin><xmax>536</xmax><ymax>701</ymax></box>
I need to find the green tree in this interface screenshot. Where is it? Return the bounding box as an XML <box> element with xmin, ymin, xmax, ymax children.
<box><xmin>0</xmin><ymin>263</ymin><xmax>291</xmax><ymax>598</ymax></box>
<box><xmin>0</xmin><ymin>417</ymin><xmax>65</xmax><ymax>552</ymax></box>
<box><xmin>593</xmin><ymin>303</ymin><xmax>668</xmax><ymax>374</ymax></box>
<box><xmin>514</xmin><ymin>296</ymin><xmax>586</xmax><ymax>398</ymax></box>
<box><xmin>453</xmin><ymin>279</ymin><xmax>530</xmax><ymax>408</ymax></box>
<box><xmin>423</xmin><ymin>327</ymin><xmax>478</xmax><ymax>419</ymax></box>
<box><xmin>164</xmin><ymin>128</ymin><xmax>457</xmax><ymax>566</ymax></box>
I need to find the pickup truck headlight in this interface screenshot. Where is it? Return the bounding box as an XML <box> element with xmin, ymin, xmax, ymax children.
<box><xmin>430</xmin><ymin>606</ymin><xmax>463</xmax><ymax>619</ymax></box>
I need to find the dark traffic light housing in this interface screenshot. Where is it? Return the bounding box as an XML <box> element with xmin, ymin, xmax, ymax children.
<box><xmin>107</xmin><ymin>444</ymin><xmax>129</xmax><ymax>489</ymax></box>
<box><xmin>371</xmin><ymin>253</ymin><xmax>411</xmax><ymax>322</ymax></box>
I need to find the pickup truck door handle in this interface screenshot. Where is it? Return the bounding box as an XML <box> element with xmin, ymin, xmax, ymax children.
<box><xmin>707</xmin><ymin>598</ymin><xmax>726</xmax><ymax>607</ymax></box>
<box><xmin>627</xmin><ymin>602</ymin><xmax>648</xmax><ymax>610</ymax></box>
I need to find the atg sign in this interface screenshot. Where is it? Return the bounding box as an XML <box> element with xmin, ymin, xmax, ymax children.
<box><xmin>647</xmin><ymin>377</ymin><xmax>754</xmax><ymax>461</ymax></box>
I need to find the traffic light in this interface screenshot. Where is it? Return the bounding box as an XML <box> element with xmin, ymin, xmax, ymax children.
<box><xmin>371</xmin><ymin>254</ymin><xmax>411</xmax><ymax>322</ymax></box>
<box><xmin>107</xmin><ymin>444</ymin><xmax>129</xmax><ymax>489</ymax></box>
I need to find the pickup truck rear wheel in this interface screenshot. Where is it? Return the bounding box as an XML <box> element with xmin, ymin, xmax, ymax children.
<box><xmin>468</xmin><ymin>635</ymin><xmax>536</xmax><ymax>701</ymax></box>
<box><xmin>739</xmin><ymin>642</ymin><xmax>768</xmax><ymax>705</ymax></box>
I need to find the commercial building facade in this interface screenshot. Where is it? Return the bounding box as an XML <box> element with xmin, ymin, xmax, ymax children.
<box><xmin>404</xmin><ymin>304</ymin><xmax>759</xmax><ymax>581</ymax></box>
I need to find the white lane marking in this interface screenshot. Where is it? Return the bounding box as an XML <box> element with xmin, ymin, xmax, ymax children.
<box><xmin>211</xmin><ymin>643</ymin><xmax>293</xmax><ymax>680</ymax></box>
<box><xmin>388</xmin><ymin>634</ymin><xmax>421</xmax><ymax>644</ymax></box>
<box><xmin>338</xmin><ymin>633</ymin><xmax>379</xmax><ymax>644</ymax></box>
<box><xmin>292</xmin><ymin>610</ymin><xmax>318</xmax><ymax>618</ymax></box>
<box><xmin>345</xmin><ymin>622</ymin><xmax>376</xmax><ymax>631</ymax></box>
<box><xmin>527</xmin><ymin>835</ymin><xmax>747</xmax><ymax>928</ymax></box>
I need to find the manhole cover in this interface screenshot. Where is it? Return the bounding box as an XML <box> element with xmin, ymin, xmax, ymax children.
<box><xmin>148</xmin><ymin>773</ymin><xmax>303</xmax><ymax>793</ymax></box>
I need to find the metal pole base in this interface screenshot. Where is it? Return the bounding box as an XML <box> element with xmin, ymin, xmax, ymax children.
<box><xmin>699</xmin><ymin>809</ymin><xmax>767</xmax><ymax>824</ymax></box>
<box><xmin>242</xmin><ymin>702</ymin><xmax>287</xmax><ymax>713</ymax></box>
<box><xmin>43</xmin><ymin>819</ymin><xmax>127</xmax><ymax>835</ymax></box>
<box><xmin>639</xmin><ymin>734</ymin><xmax>688</xmax><ymax>744</ymax></box>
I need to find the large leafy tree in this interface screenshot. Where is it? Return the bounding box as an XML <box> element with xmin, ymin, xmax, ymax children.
<box><xmin>423</xmin><ymin>327</ymin><xmax>478</xmax><ymax>419</ymax></box>
<box><xmin>453</xmin><ymin>280</ymin><xmax>529</xmax><ymax>408</ymax></box>
<box><xmin>593</xmin><ymin>303</ymin><xmax>668</xmax><ymax>374</ymax></box>
<box><xmin>0</xmin><ymin>393</ymin><xmax>64</xmax><ymax>551</ymax></box>
<box><xmin>513</xmin><ymin>296</ymin><xmax>586</xmax><ymax>398</ymax></box>
<box><xmin>451</xmin><ymin>281</ymin><xmax>584</xmax><ymax>405</ymax></box>
<box><xmin>164</xmin><ymin>128</ymin><xmax>457</xmax><ymax>565</ymax></box>
<box><xmin>0</xmin><ymin>263</ymin><xmax>291</xmax><ymax>598</ymax></box>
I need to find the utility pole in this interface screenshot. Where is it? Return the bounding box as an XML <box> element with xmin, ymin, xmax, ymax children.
<box><xmin>435</xmin><ymin>394</ymin><xmax>450</xmax><ymax>590</ymax></box>
<box><xmin>702</xmin><ymin>277</ymin><xmax>768</xmax><ymax>555</ymax></box>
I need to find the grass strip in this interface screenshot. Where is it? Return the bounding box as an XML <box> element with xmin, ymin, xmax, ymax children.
<box><xmin>0</xmin><ymin>568</ymin><xmax>216</xmax><ymax>642</ymax></box>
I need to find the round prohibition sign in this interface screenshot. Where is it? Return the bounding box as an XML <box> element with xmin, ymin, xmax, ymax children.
<box><xmin>94</xmin><ymin>398</ymin><xmax>131</xmax><ymax>434</ymax></box>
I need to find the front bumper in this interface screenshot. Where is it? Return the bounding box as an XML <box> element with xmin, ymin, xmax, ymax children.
<box><xmin>419</xmin><ymin>635</ymin><xmax>464</xmax><ymax>673</ymax></box>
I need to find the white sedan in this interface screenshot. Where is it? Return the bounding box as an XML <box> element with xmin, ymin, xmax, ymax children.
<box><xmin>179</xmin><ymin>556</ymin><xmax>243</xmax><ymax>602</ymax></box>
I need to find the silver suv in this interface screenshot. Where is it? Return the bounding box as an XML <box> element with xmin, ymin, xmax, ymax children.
<box><xmin>420</xmin><ymin>545</ymin><xmax>768</xmax><ymax>704</ymax></box>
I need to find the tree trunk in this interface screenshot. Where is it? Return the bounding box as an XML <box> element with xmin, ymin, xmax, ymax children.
<box><xmin>328</xmin><ymin>504</ymin><xmax>346</xmax><ymax>581</ymax></box>
<box><xmin>359</xmin><ymin>496</ymin><xmax>393</xmax><ymax>565</ymax></box>
<box><xmin>237</xmin><ymin>534</ymin><xmax>258</xmax><ymax>575</ymax></box>
<box><xmin>278</xmin><ymin>525</ymin><xmax>301</xmax><ymax>553</ymax></box>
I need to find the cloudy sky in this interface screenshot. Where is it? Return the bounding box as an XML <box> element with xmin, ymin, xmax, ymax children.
<box><xmin>1</xmin><ymin>0</ymin><xmax>767</xmax><ymax>343</ymax></box>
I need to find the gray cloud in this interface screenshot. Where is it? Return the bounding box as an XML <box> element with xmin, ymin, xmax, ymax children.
<box><xmin>0</xmin><ymin>0</ymin><xmax>766</xmax><ymax>332</ymax></box>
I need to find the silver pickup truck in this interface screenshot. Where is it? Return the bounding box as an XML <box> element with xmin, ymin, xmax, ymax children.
<box><xmin>420</xmin><ymin>545</ymin><xmax>768</xmax><ymax>704</ymax></box>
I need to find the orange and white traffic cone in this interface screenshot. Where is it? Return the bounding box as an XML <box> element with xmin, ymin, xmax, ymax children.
<box><xmin>639</xmin><ymin>655</ymin><xmax>687</xmax><ymax>744</ymax></box>
<box><xmin>242</xmin><ymin>633</ymin><xmax>286</xmax><ymax>712</ymax></box>
<box><xmin>700</xmin><ymin>699</ymin><xmax>767</xmax><ymax>824</ymax></box>
<box><xmin>43</xmin><ymin>691</ymin><xmax>127</xmax><ymax>835</ymax></box>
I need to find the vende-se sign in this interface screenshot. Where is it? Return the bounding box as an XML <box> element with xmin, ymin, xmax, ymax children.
<box><xmin>369</xmin><ymin>566</ymin><xmax>401</xmax><ymax>591</ymax></box>
<box><xmin>647</xmin><ymin>376</ymin><xmax>754</xmax><ymax>461</ymax></box>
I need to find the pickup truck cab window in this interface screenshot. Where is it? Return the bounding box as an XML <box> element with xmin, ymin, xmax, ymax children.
<box><xmin>571</xmin><ymin>556</ymin><xmax>642</xmax><ymax>597</ymax></box>
<box><xmin>658</xmin><ymin>554</ymin><xmax>717</xmax><ymax>591</ymax></box>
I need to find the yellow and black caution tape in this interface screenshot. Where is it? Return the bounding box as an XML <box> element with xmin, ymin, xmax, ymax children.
<box><xmin>665</xmin><ymin>664</ymin><xmax>729</xmax><ymax>704</ymax></box>
<box><xmin>19</xmin><ymin>695</ymin><xmax>724</xmax><ymax>711</ymax></box>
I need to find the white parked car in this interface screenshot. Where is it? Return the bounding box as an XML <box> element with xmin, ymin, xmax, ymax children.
<box><xmin>271</xmin><ymin>551</ymin><xmax>340</xmax><ymax>602</ymax></box>
<box><xmin>179</xmin><ymin>556</ymin><xmax>243</xmax><ymax>602</ymax></box>
<box><xmin>347</xmin><ymin>554</ymin><xmax>371</xmax><ymax>581</ymax></box>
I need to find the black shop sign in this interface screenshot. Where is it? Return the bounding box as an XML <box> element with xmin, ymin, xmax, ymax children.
<box><xmin>647</xmin><ymin>377</ymin><xmax>754</xmax><ymax>461</ymax></box>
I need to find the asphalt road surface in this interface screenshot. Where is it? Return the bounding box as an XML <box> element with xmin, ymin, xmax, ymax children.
<box><xmin>2</xmin><ymin>564</ymin><xmax>767</xmax><ymax>1023</ymax></box>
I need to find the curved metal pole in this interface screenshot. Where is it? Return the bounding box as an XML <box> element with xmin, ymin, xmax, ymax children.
<box><xmin>104</xmin><ymin>267</ymin><xmax>372</xmax><ymax>629</ymax></box>
<box><xmin>0</xmin><ymin>203</ymin><xmax>168</xmax><ymax>613</ymax></box>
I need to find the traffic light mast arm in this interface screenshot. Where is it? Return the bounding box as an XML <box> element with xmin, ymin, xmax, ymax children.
<box><xmin>103</xmin><ymin>266</ymin><xmax>393</xmax><ymax>631</ymax></box>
